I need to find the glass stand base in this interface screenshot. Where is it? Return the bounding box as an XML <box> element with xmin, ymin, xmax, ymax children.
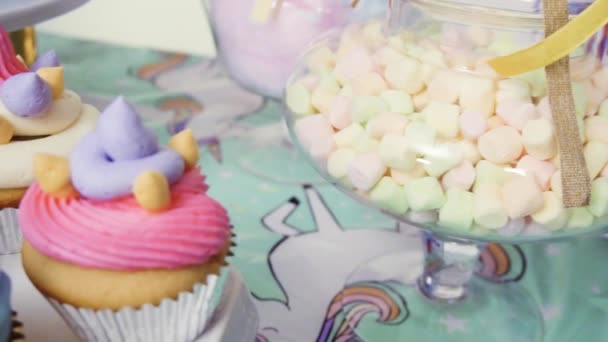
<box><xmin>327</xmin><ymin>251</ymin><xmax>543</xmax><ymax>342</ymax></box>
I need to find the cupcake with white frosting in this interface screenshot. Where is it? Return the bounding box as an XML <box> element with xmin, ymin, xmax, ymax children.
<box><xmin>0</xmin><ymin>26</ymin><xmax>98</xmax><ymax>253</ymax></box>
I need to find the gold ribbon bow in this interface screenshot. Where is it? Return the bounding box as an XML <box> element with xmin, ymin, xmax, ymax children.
<box><xmin>489</xmin><ymin>0</ymin><xmax>608</xmax><ymax>208</ymax></box>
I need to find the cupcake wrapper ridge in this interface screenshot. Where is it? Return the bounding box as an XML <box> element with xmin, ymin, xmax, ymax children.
<box><xmin>49</xmin><ymin>267</ymin><xmax>230</xmax><ymax>342</ymax></box>
<box><xmin>10</xmin><ymin>311</ymin><xmax>24</xmax><ymax>342</ymax></box>
<box><xmin>0</xmin><ymin>209</ymin><xmax>22</xmax><ymax>255</ymax></box>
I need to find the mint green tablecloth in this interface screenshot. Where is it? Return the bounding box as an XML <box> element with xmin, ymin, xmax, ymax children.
<box><xmin>40</xmin><ymin>33</ymin><xmax>608</xmax><ymax>342</ymax></box>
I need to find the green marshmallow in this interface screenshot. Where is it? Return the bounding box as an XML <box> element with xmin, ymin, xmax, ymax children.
<box><xmin>589</xmin><ymin>177</ymin><xmax>608</xmax><ymax>217</ymax></box>
<box><xmin>567</xmin><ymin>207</ymin><xmax>594</xmax><ymax>229</ymax></box>
<box><xmin>473</xmin><ymin>160</ymin><xmax>510</xmax><ymax>191</ymax></box>
<box><xmin>405</xmin><ymin>177</ymin><xmax>446</xmax><ymax>212</ymax></box>
<box><xmin>352</xmin><ymin>96</ymin><xmax>389</xmax><ymax>123</ymax></box>
<box><xmin>334</xmin><ymin>123</ymin><xmax>365</xmax><ymax>148</ymax></box>
<box><xmin>381</xmin><ymin>90</ymin><xmax>414</xmax><ymax>115</ymax></box>
<box><xmin>439</xmin><ymin>189</ymin><xmax>474</xmax><ymax>230</ymax></box>
<box><xmin>286</xmin><ymin>83</ymin><xmax>312</xmax><ymax>115</ymax></box>
<box><xmin>514</xmin><ymin>69</ymin><xmax>546</xmax><ymax>98</ymax></box>
<box><xmin>571</xmin><ymin>82</ymin><xmax>587</xmax><ymax>117</ymax></box>
<box><xmin>369</xmin><ymin>177</ymin><xmax>409</xmax><ymax>214</ymax></box>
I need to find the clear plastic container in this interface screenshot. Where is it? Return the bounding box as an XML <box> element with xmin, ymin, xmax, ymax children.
<box><xmin>284</xmin><ymin>0</ymin><xmax>608</xmax><ymax>240</ymax></box>
<box><xmin>205</xmin><ymin>0</ymin><xmax>354</xmax><ymax>99</ymax></box>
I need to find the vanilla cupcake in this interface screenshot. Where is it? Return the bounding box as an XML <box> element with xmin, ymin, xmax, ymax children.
<box><xmin>19</xmin><ymin>96</ymin><xmax>232</xmax><ymax>341</ymax></box>
<box><xmin>0</xmin><ymin>25</ymin><xmax>98</xmax><ymax>254</ymax></box>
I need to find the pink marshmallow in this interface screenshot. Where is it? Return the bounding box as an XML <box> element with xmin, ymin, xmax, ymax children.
<box><xmin>583</xmin><ymin>81</ymin><xmax>605</xmax><ymax>116</ymax></box>
<box><xmin>348</xmin><ymin>153</ymin><xmax>387</xmax><ymax>191</ymax></box>
<box><xmin>459</xmin><ymin>109</ymin><xmax>487</xmax><ymax>139</ymax></box>
<box><xmin>352</xmin><ymin>72</ymin><xmax>388</xmax><ymax>96</ymax></box>
<box><xmin>298</xmin><ymin>74</ymin><xmax>320</xmax><ymax>91</ymax></box>
<box><xmin>601</xmin><ymin>164</ymin><xmax>608</xmax><ymax>178</ymax></box>
<box><xmin>295</xmin><ymin>115</ymin><xmax>334</xmax><ymax>150</ymax></box>
<box><xmin>496</xmin><ymin>101</ymin><xmax>537</xmax><ymax>130</ymax></box>
<box><xmin>366</xmin><ymin>112</ymin><xmax>409</xmax><ymax>139</ymax></box>
<box><xmin>327</xmin><ymin>96</ymin><xmax>353</xmax><ymax>130</ymax></box>
<box><xmin>310</xmin><ymin>136</ymin><xmax>336</xmax><ymax>165</ymax></box>
<box><xmin>536</xmin><ymin>97</ymin><xmax>552</xmax><ymax>122</ymax></box>
<box><xmin>441</xmin><ymin>161</ymin><xmax>476</xmax><ymax>191</ymax></box>
<box><xmin>570</xmin><ymin>55</ymin><xmax>599</xmax><ymax>81</ymax></box>
<box><xmin>516</xmin><ymin>155</ymin><xmax>556</xmax><ymax>190</ymax></box>
<box><xmin>334</xmin><ymin>47</ymin><xmax>375</xmax><ymax>84</ymax></box>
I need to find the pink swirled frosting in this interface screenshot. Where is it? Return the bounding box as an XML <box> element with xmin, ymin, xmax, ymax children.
<box><xmin>18</xmin><ymin>169</ymin><xmax>231</xmax><ymax>271</ymax></box>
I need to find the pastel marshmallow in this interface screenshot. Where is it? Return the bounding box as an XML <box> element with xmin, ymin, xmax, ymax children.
<box><xmin>366</xmin><ymin>112</ymin><xmax>409</xmax><ymax>139</ymax></box>
<box><xmin>354</xmin><ymin>136</ymin><xmax>380</xmax><ymax>153</ymax></box>
<box><xmin>473</xmin><ymin>184</ymin><xmax>509</xmax><ymax>229</ymax></box>
<box><xmin>305</xmin><ymin>46</ymin><xmax>336</xmax><ymax>74</ymax></box>
<box><xmin>583</xmin><ymin>81</ymin><xmax>605</xmax><ymax>116</ymax></box>
<box><xmin>295</xmin><ymin>115</ymin><xmax>333</xmax><ymax>150</ymax></box>
<box><xmin>413</xmin><ymin>90</ymin><xmax>429</xmax><ymax>112</ymax></box>
<box><xmin>352</xmin><ymin>96</ymin><xmax>389</xmax><ymax>123</ymax></box>
<box><xmin>441</xmin><ymin>161</ymin><xmax>476</xmax><ymax>191</ymax></box>
<box><xmin>584</xmin><ymin>116</ymin><xmax>608</xmax><ymax>144</ymax></box>
<box><xmin>486</xmin><ymin>115</ymin><xmax>505</xmax><ymax>129</ymax></box>
<box><xmin>521</xmin><ymin>119</ymin><xmax>557</xmax><ymax>160</ymax></box>
<box><xmin>327</xmin><ymin>148</ymin><xmax>356</xmax><ymax>179</ymax></box>
<box><xmin>423</xmin><ymin>102</ymin><xmax>460</xmax><ymax>139</ymax></box>
<box><xmin>384</xmin><ymin>56</ymin><xmax>424</xmax><ymax>94</ymax></box>
<box><xmin>589</xmin><ymin>177</ymin><xmax>608</xmax><ymax>217</ymax></box>
<box><xmin>340</xmin><ymin>85</ymin><xmax>354</xmax><ymax>97</ymax></box>
<box><xmin>420</xmin><ymin>63</ymin><xmax>437</xmax><ymax>85</ymax></box>
<box><xmin>497</xmin><ymin>79</ymin><xmax>531</xmax><ymax>102</ymax></box>
<box><xmin>474</xmin><ymin>55</ymin><xmax>499</xmax><ymax>79</ymax></box>
<box><xmin>286</xmin><ymin>83</ymin><xmax>313</xmax><ymax>115</ymax></box>
<box><xmin>311</xmin><ymin>87</ymin><xmax>338</xmax><ymax>113</ymax></box>
<box><xmin>457</xmin><ymin>140</ymin><xmax>482</xmax><ymax>165</ymax></box>
<box><xmin>391</xmin><ymin>164</ymin><xmax>426</xmax><ymax>186</ymax></box>
<box><xmin>459</xmin><ymin>75</ymin><xmax>495</xmax><ymax>117</ymax></box>
<box><xmin>439</xmin><ymin>189</ymin><xmax>475</xmax><ymax>230</ymax></box>
<box><xmin>584</xmin><ymin>141</ymin><xmax>608</xmax><ymax>179</ymax></box>
<box><xmin>405</xmin><ymin>177</ymin><xmax>446</xmax><ymax>211</ymax></box>
<box><xmin>459</xmin><ymin>109</ymin><xmax>487</xmax><ymax>140</ymax></box>
<box><xmin>381</xmin><ymin>90</ymin><xmax>414</xmax><ymax>115</ymax></box>
<box><xmin>404</xmin><ymin>121</ymin><xmax>436</xmax><ymax>155</ymax></box>
<box><xmin>496</xmin><ymin>101</ymin><xmax>537</xmax><ymax>131</ymax></box>
<box><xmin>351</xmin><ymin>72</ymin><xmax>388</xmax><ymax>96</ymax></box>
<box><xmin>474</xmin><ymin>160</ymin><xmax>510</xmax><ymax>190</ymax></box>
<box><xmin>550</xmin><ymin>170</ymin><xmax>562</xmax><ymax>198</ymax></box>
<box><xmin>310</xmin><ymin>136</ymin><xmax>335</xmax><ymax>164</ymax></box>
<box><xmin>362</xmin><ymin>20</ymin><xmax>386</xmax><ymax>48</ymax></box>
<box><xmin>478</xmin><ymin>126</ymin><xmax>523</xmax><ymax>164</ymax></box>
<box><xmin>571</xmin><ymin>82</ymin><xmax>588</xmax><ymax>117</ymax></box>
<box><xmin>514</xmin><ymin>69</ymin><xmax>547</xmax><ymax>98</ymax></box>
<box><xmin>379</xmin><ymin>134</ymin><xmax>417</xmax><ymax>171</ymax></box>
<box><xmin>531</xmin><ymin>191</ymin><xmax>567</xmax><ymax>230</ymax></box>
<box><xmin>602</xmin><ymin>164</ymin><xmax>608</xmax><ymax>178</ymax></box>
<box><xmin>427</xmin><ymin>69</ymin><xmax>461</xmax><ymax>103</ymax></box>
<box><xmin>348</xmin><ymin>153</ymin><xmax>386</xmax><ymax>191</ymax></box>
<box><xmin>501</xmin><ymin>175</ymin><xmax>543</xmax><ymax>218</ymax></box>
<box><xmin>327</xmin><ymin>96</ymin><xmax>353</xmax><ymax>130</ymax></box>
<box><xmin>373</xmin><ymin>46</ymin><xmax>406</xmax><ymax>68</ymax></box>
<box><xmin>297</xmin><ymin>75</ymin><xmax>320</xmax><ymax>91</ymax></box>
<box><xmin>516</xmin><ymin>155</ymin><xmax>556</xmax><ymax>190</ymax></box>
<box><xmin>334</xmin><ymin>47</ymin><xmax>375</xmax><ymax>84</ymax></box>
<box><xmin>423</xmin><ymin>142</ymin><xmax>464</xmax><ymax>177</ymax></box>
<box><xmin>369</xmin><ymin>177</ymin><xmax>409</xmax><ymax>214</ymax></box>
<box><xmin>497</xmin><ymin>218</ymin><xmax>526</xmax><ymax>236</ymax></box>
<box><xmin>418</xmin><ymin>47</ymin><xmax>448</xmax><ymax>67</ymax></box>
<box><xmin>536</xmin><ymin>97</ymin><xmax>552</xmax><ymax>121</ymax></box>
<box><xmin>333</xmin><ymin>123</ymin><xmax>365</xmax><ymax>148</ymax></box>
<box><xmin>567</xmin><ymin>207</ymin><xmax>594</xmax><ymax>229</ymax></box>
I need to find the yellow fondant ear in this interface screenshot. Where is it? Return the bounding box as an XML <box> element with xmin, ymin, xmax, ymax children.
<box><xmin>0</xmin><ymin>116</ymin><xmax>13</xmax><ymax>144</ymax></box>
<box><xmin>133</xmin><ymin>171</ymin><xmax>171</xmax><ymax>212</ymax></box>
<box><xmin>36</xmin><ymin>66</ymin><xmax>64</xmax><ymax>99</ymax></box>
<box><xmin>168</xmin><ymin>129</ymin><xmax>199</xmax><ymax>170</ymax></box>
<box><xmin>33</xmin><ymin>153</ymin><xmax>79</xmax><ymax>199</ymax></box>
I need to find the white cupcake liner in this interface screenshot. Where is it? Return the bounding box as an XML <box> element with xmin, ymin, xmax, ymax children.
<box><xmin>0</xmin><ymin>209</ymin><xmax>22</xmax><ymax>255</ymax></box>
<box><xmin>48</xmin><ymin>267</ymin><xmax>230</xmax><ymax>342</ymax></box>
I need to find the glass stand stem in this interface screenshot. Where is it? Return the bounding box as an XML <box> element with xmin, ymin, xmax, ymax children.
<box><xmin>418</xmin><ymin>232</ymin><xmax>482</xmax><ymax>303</ymax></box>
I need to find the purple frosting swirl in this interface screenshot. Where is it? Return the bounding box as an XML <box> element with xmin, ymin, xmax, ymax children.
<box><xmin>0</xmin><ymin>72</ymin><xmax>52</xmax><ymax>117</ymax></box>
<box><xmin>70</xmin><ymin>96</ymin><xmax>185</xmax><ymax>200</ymax></box>
<box><xmin>31</xmin><ymin>50</ymin><xmax>60</xmax><ymax>71</ymax></box>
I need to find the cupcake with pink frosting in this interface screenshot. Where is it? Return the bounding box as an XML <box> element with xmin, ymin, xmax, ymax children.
<box><xmin>18</xmin><ymin>96</ymin><xmax>232</xmax><ymax>341</ymax></box>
